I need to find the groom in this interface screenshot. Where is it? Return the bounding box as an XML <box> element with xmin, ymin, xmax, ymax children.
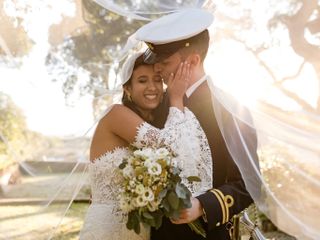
<box><xmin>135</xmin><ymin>9</ymin><xmax>257</xmax><ymax>240</ymax></box>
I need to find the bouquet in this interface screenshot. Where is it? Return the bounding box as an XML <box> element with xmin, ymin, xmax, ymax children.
<box><xmin>118</xmin><ymin>145</ymin><xmax>206</xmax><ymax>238</ymax></box>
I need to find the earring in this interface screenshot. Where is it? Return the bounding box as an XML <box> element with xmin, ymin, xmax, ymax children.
<box><xmin>127</xmin><ymin>93</ymin><xmax>132</xmax><ymax>102</ymax></box>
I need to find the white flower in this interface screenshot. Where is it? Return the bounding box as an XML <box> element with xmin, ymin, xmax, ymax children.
<box><xmin>133</xmin><ymin>149</ymin><xmax>143</xmax><ymax>157</ymax></box>
<box><xmin>119</xmin><ymin>197</ymin><xmax>133</xmax><ymax>212</ymax></box>
<box><xmin>135</xmin><ymin>184</ymin><xmax>145</xmax><ymax>195</ymax></box>
<box><xmin>127</xmin><ymin>156</ymin><xmax>135</xmax><ymax>164</ymax></box>
<box><xmin>156</xmin><ymin>147</ymin><xmax>170</xmax><ymax>160</ymax></box>
<box><xmin>143</xmin><ymin>188</ymin><xmax>154</xmax><ymax>202</ymax></box>
<box><xmin>147</xmin><ymin>162</ymin><xmax>162</xmax><ymax>175</ymax></box>
<box><xmin>123</xmin><ymin>165</ymin><xmax>135</xmax><ymax>178</ymax></box>
<box><xmin>134</xmin><ymin>196</ymin><xmax>148</xmax><ymax>207</ymax></box>
<box><xmin>129</xmin><ymin>180</ymin><xmax>136</xmax><ymax>188</ymax></box>
<box><xmin>134</xmin><ymin>147</ymin><xmax>156</xmax><ymax>161</ymax></box>
<box><xmin>143</xmin><ymin>158</ymin><xmax>153</xmax><ymax>167</ymax></box>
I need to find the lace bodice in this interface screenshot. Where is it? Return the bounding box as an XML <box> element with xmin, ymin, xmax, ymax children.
<box><xmin>89</xmin><ymin>147</ymin><xmax>129</xmax><ymax>204</ymax></box>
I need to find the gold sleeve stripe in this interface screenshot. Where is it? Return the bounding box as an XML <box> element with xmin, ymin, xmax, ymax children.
<box><xmin>210</xmin><ymin>189</ymin><xmax>235</xmax><ymax>224</ymax></box>
<box><xmin>214</xmin><ymin>189</ymin><xmax>229</xmax><ymax>224</ymax></box>
<box><xmin>210</xmin><ymin>189</ymin><xmax>227</xmax><ymax>224</ymax></box>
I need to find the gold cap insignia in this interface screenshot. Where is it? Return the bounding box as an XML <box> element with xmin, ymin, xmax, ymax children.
<box><xmin>146</xmin><ymin>42</ymin><xmax>154</xmax><ymax>50</ymax></box>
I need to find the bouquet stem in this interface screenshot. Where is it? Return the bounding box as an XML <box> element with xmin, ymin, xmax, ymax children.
<box><xmin>188</xmin><ymin>219</ymin><xmax>206</xmax><ymax>238</ymax></box>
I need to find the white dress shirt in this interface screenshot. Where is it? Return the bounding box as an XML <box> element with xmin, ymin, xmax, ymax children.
<box><xmin>185</xmin><ymin>75</ymin><xmax>208</xmax><ymax>98</ymax></box>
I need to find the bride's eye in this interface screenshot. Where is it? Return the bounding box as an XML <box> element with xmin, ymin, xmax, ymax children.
<box><xmin>137</xmin><ymin>76</ymin><xmax>147</xmax><ymax>83</ymax></box>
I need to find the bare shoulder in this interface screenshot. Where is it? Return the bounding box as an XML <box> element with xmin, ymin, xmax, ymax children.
<box><xmin>92</xmin><ymin>104</ymin><xmax>144</xmax><ymax>152</ymax></box>
<box><xmin>106</xmin><ymin>104</ymin><xmax>137</xmax><ymax>121</ymax></box>
<box><xmin>109</xmin><ymin>104</ymin><xmax>133</xmax><ymax>114</ymax></box>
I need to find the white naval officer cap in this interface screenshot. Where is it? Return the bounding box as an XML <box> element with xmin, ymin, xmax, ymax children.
<box><xmin>135</xmin><ymin>8</ymin><xmax>214</xmax><ymax>64</ymax></box>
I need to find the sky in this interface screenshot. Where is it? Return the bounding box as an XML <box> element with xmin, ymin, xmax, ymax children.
<box><xmin>0</xmin><ymin>59</ymin><xmax>94</xmax><ymax>137</ymax></box>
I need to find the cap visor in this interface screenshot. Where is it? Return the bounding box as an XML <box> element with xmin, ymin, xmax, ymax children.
<box><xmin>143</xmin><ymin>51</ymin><xmax>172</xmax><ymax>64</ymax></box>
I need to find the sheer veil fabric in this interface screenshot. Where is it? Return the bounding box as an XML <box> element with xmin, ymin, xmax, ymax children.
<box><xmin>0</xmin><ymin>1</ymin><xmax>319</xmax><ymax>240</ymax></box>
<box><xmin>208</xmin><ymin>81</ymin><xmax>320</xmax><ymax>240</ymax></box>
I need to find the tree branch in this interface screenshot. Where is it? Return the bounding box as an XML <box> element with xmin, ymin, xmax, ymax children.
<box><xmin>230</xmin><ymin>36</ymin><xmax>315</xmax><ymax>112</ymax></box>
<box><xmin>306</xmin><ymin>17</ymin><xmax>320</xmax><ymax>34</ymax></box>
<box><xmin>278</xmin><ymin>61</ymin><xmax>306</xmax><ymax>84</ymax></box>
<box><xmin>282</xmin><ymin>0</ymin><xmax>320</xmax><ymax>62</ymax></box>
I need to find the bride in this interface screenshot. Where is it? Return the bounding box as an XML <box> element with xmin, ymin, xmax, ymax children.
<box><xmin>79</xmin><ymin>52</ymin><xmax>212</xmax><ymax>240</ymax></box>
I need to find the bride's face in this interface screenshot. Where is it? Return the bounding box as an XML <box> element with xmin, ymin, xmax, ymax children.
<box><xmin>127</xmin><ymin>64</ymin><xmax>163</xmax><ymax>112</ymax></box>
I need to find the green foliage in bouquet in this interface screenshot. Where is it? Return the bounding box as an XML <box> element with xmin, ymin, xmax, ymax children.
<box><xmin>118</xmin><ymin>145</ymin><xmax>205</xmax><ymax>237</ymax></box>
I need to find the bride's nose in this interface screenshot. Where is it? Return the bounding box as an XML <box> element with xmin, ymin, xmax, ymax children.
<box><xmin>147</xmin><ymin>81</ymin><xmax>157</xmax><ymax>90</ymax></box>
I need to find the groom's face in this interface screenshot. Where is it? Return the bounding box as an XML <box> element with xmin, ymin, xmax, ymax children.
<box><xmin>154</xmin><ymin>52</ymin><xmax>183</xmax><ymax>84</ymax></box>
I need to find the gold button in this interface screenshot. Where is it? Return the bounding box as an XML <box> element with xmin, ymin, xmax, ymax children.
<box><xmin>216</xmin><ymin>222</ymin><xmax>220</xmax><ymax>226</ymax></box>
<box><xmin>225</xmin><ymin>195</ymin><xmax>234</xmax><ymax>207</ymax></box>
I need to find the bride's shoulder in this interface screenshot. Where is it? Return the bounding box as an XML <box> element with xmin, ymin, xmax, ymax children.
<box><xmin>110</xmin><ymin>103</ymin><xmax>126</xmax><ymax>112</ymax></box>
<box><xmin>108</xmin><ymin>104</ymin><xmax>132</xmax><ymax>115</ymax></box>
<box><xmin>101</xmin><ymin>104</ymin><xmax>134</xmax><ymax>122</ymax></box>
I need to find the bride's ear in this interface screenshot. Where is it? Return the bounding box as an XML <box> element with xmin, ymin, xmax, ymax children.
<box><xmin>123</xmin><ymin>85</ymin><xmax>131</xmax><ymax>95</ymax></box>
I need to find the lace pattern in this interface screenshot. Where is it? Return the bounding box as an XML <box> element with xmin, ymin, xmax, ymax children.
<box><xmin>80</xmin><ymin>204</ymin><xmax>149</xmax><ymax>240</ymax></box>
<box><xmin>80</xmin><ymin>148</ymin><xmax>150</xmax><ymax>240</ymax></box>
<box><xmin>134</xmin><ymin>107</ymin><xmax>213</xmax><ymax>196</ymax></box>
<box><xmin>89</xmin><ymin>147</ymin><xmax>129</xmax><ymax>204</ymax></box>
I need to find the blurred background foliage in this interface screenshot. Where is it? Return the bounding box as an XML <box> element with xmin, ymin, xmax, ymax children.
<box><xmin>0</xmin><ymin>0</ymin><xmax>318</xmax><ymax>168</ymax></box>
<box><xmin>0</xmin><ymin>0</ymin><xmax>319</xmax><ymax>178</ymax></box>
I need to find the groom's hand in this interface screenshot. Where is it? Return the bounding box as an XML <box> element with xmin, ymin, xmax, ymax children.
<box><xmin>170</xmin><ymin>197</ymin><xmax>203</xmax><ymax>224</ymax></box>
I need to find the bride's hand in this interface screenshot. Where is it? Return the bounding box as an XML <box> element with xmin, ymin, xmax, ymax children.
<box><xmin>167</xmin><ymin>61</ymin><xmax>191</xmax><ymax>110</ymax></box>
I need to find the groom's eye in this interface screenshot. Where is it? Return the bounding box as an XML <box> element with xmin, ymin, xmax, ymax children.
<box><xmin>154</xmin><ymin>76</ymin><xmax>162</xmax><ymax>82</ymax></box>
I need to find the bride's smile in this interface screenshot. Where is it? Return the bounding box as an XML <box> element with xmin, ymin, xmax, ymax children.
<box><xmin>125</xmin><ymin>64</ymin><xmax>163</xmax><ymax>113</ymax></box>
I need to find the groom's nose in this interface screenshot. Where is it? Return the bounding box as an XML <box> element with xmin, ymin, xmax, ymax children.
<box><xmin>154</xmin><ymin>62</ymin><xmax>163</xmax><ymax>74</ymax></box>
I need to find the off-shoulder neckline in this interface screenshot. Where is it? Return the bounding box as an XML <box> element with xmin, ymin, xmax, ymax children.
<box><xmin>90</xmin><ymin>147</ymin><xmax>128</xmax><ymax>164</ymax></box>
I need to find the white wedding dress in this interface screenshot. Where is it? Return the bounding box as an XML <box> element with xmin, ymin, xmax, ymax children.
<box><xmin>79</xmin><ymin>106</ymin><xmax>213</xmax><ymax>240</ymax></box>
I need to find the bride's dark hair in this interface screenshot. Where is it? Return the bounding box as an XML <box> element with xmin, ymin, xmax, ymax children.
<box><xmin>121</xmin><ymin>55</ymin><xmax>154</xmax><ymax>123</ymax></box>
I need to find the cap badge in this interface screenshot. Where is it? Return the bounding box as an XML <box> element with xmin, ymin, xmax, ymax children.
<box><xmin>146</xmin><ymin>42</ymin><xmax>154</xmax><ymax>51</ymax></box>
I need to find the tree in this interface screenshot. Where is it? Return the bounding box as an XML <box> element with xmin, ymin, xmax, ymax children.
<box><xmin>0</xmin><ymin>92</ymin><xmax>56</xmax><ymax>172</ymax></box>
<box><xmin>0</xmin><ymin>0</ymin><xmax>34</xmax><ymax>57</ymax></box>
<box><xmin>214</xmin><ymin>0</ymin><xmax>320</xmax><ymax>114</ymax></box>
<box><xmin>0</xmin><ymin>92</ymin><xmax>27</xmax><ymax>170</ymax></box>
<box><xmin>45</xmin><ymin>0</ymin><xmax>146</xmax><ymax>105</ymax></box>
